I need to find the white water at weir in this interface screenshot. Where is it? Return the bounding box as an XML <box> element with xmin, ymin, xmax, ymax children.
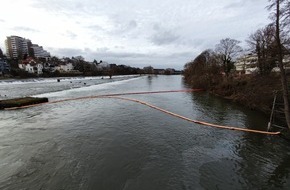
<box><xmin>33</xmin><ymin>77</ymin><xmax>141</xmax><ymax>99</ymax></box>
<box><xmin>0</xmin><ymin>75</ymin><xmax>138</xmax><ymax>85</ymax></box>
<box><xmin>0</xmin><ymin>75</ymin><xmax>140</xmax><ymax>100</ymax></box>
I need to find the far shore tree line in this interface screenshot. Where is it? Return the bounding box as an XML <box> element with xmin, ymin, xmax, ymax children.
<box><xmin>2</xmin><ymin>56</ymin><xmax>142</xmax><ymax>78</ymax></box>
<box><xmin>184</xmin><ymin>0</ymin><xmax>290</xmax><ymax>129</ymax></box>
<box><xmin>0</xmin><ymin>53</ymin><xmax>179</xmax><ymax>78</ymax></box>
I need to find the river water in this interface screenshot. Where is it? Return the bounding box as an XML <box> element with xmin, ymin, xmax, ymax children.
<box><xmin>0</xmin><ymin>75</ymin><xmax>290</xmax><ymax>190</ymax></box>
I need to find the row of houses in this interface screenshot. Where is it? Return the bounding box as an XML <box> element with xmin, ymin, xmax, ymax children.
<box><xmin>18</xmin><ymin>57</ymin><xmax>74</xmax><ymax>75</ymax></box>
<box><xmin>17</xmin><ymin>57</ymin><xmax>116</xmax><ymax>75</ymax></box>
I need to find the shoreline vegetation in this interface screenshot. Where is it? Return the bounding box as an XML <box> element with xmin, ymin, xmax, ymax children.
<box><xmin>183</xmin><ymin>52</ymin><xmax>288</xmax><ymax>127</ymax></box>
<box><xmin>184</xmin><ymin>73</ymin><xmax>290</xmax><ymax>138</ymax></box>
<box><xmin>184</xmin><ymin>0</ymin><xmax>290</xmax><ymax>129</ymax></box>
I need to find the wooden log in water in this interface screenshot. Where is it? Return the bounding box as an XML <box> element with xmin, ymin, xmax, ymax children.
<box><xmin>0</xmin><ymin>97</ymin><xmax>48</xmax><ymax>109</ymax></box>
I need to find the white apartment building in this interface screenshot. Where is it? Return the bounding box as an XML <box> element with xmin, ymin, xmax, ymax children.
<box><xmin>56</xmin><ymin>63</ymin><xmax>74</xmax><ymax>73</ymax></box>
<box><xmin>235</xmin><ymin>54</ymin><xmax>259</xmax><ymax>75</ymax></box>
<box><xmin>5</xmin><ymin>35</ymin><xmax>50</xmax><ymax>59</ymax></box>
<box><xmin>5</xmin><ymin>36</ymin><xmax>31</xmax><ymax>59</ymax></box>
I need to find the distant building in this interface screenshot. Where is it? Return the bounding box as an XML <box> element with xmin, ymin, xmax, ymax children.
<box><xmin>235</xmin><ymin>54</ymin><xmax>258</xmax><ymax>75</ymax></box>
<box><xmin>0</xmin><ymin>59</ymin><xmax>10</xmax><ymax>74</ymax></box>
<box><xmin>5</xmin><ymin>35</ymin><xmax>50</xmax><ymax>60</ymax></box>
<box><xmin>30</xmin><ymin>44</ymin><xmax>50</xmax><ymax>59</ymax></box>
<box><xmin>272</xmin><ymin>55</ymin><xmax>290</xmax><ymax>74</ymax></box>
<box><xmin>5</xmin><ymin>36</ymin><xmax>32</xmax><ymax>59</ymax></box>
<box><xmin>56</xmin><ymin>63</ymin><xmax>74</xmax><ymax>73</ymax></box>
<box><xmin>236</xmin><ymin>54</ymin><xmax>290</xmax><ymax>75</ymax></box>
<box><xmin>19</xmin><ymin>57</ymin><xmax>43</xmax><ymax>75</ymax></box>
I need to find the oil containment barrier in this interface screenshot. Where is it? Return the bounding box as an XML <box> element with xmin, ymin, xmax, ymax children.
<box><xmin>4</xmin><ymin>89</ymin><xmax>281</xmax><ymax>135</ymax></box>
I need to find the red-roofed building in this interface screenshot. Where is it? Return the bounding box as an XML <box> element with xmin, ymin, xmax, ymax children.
<box><xmin>18</xmin><ymin>57</ymin><xmax>43</xmax><ymax>75</ymax></box>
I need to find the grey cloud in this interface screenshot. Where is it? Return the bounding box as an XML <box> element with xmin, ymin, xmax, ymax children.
<box><xmin>0</xmin><ymin>19</ymin><xmax>5</xmax><ymax>23</ymax></box>
<box><xmin>96</xmin><ymin>47</ymin><xmax>110</xmax><ymax>53</ymax></box>
<box><xmin>12</xmin><ymin>26</ymin><xmax>39</xmax><ymax>32</ymax></box>
<box><xmin>153</xmin><ymin>23</ymin><xmax>160</xmax><ymax>31</ymax></box>
<box><xmin>64</xmin><ymin>31</ymin><xmax>77</xmax><ymax>39</ymax></box>
<box><xmin>114</xmin><ymin>46</ymin><xmax>125</xmax><ymax>49</ymax></box>
<box><xmin>224</xmin><ymin>0</ymin><xmax>255</xmax><ymax>9</ymax></box>
<box><xmin>49</xmin><ymin>47</ymin><xmax>147</xmax><ymax>59</ymax></box>
<box><xmin>108</xmin><ymin>18</ymin><xmax>139</xmax><ymax>35</ymax></box>
<box><xmin>48</xmin><ymin>46</ymin><xmax>191</xmax><ymax>69</ymax></box>
<box><xmin>32</xmin><ymin>0</ymin><xmax>76</xmax><ymax>13</ymax></box>
<box><xmin>48</xmin><ymin>47</ymin><xmax>83</xmax><ymax>57</ymax></box>
<box><xmin>31</xmin><ymin>0</ymin><xmax>104</xmax><ymax>17</ymax></box>
<box><xmin>224</xmin><ymin>2</ymin><xmax>245</xmax><ymax>9</ymax></box>
<box><xmin>151</xmin><ymin>30</ymin><xmax>180</xmax><ymax>45</ymax></box>
<box><xmin>127</xmin><ymin>20</ymin><xmax>137</xmax><ymax>30</ymax></box>
<box><xmin>150</xmin><ymin>23</ymin><xmax>180</xmax><ymax>45</ymax></box>
<box><xmin>167</xmin><ymin>51</ymin><xmax>195</xmax><ymax>59</ymax></box>
<box><xmin>28</xmin><ymin>0</ymin><xmax>270</xmax><ymax>69</ymax></box>
<box><xmin>87</xmin><ymin>25</ymin><xmax>106</xmax><ymax>31</ymax></box>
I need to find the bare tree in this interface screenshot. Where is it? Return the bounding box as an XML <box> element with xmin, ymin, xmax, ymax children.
<box><xmin>268</xmin><ymin>0</ymin><xmax>290</xmax><ymax>129</ymax></box>
<box><xmin>247</xmin><ymin>25</ymin><xmax>277</xmax><ymax>74</ymax></box>
<box><xmin>215</xmin><ymin>38</ymin><xmax>243</xmax><ymax>77</ymax></box>
<box><xmin>184</xmin><ymin>49</ymin><xmax>221</xmax><ymax>88</ymax></box>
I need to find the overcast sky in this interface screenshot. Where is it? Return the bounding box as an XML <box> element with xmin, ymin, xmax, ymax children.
<box><xmin>0</xmin><ymin>0</ymin><xmax>271</xmax><ymax>69</ymax></box>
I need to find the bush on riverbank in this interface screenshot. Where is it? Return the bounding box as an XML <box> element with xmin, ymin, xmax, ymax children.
<box><xmin>211</xmin><ymin>75</ymin><xmax>282</xmax><ymax>114</ymax></box>
<box><xmin>183</xmin><ymin>49</ymin><xmax>285</xmax><ymax>116</ymax></box>
<box><xmin>185</xmin><ymin>73</ymin><xmax>282</xmax><ymax>115</ymax></box>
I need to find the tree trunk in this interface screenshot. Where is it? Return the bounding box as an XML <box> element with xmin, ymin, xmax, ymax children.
<box><xmin>276</xmin><ymin>0</ymin><xmax>290</xmax><ymax>129</ymax></box>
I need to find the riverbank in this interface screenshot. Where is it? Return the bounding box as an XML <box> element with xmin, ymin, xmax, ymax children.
<box><xmin>185</xmin><ymin>74</ymin><xmax>283</xmax><ymax>116</ymax></box>
<box><xmin>0</xmin><ymin>97</ymin><xmax>48</xmax><ymax>109</ymax></box>
<box><xmin>211</xmin><ymin>75</ymin><xmax>283</xmax><ymax>115</ymax></box>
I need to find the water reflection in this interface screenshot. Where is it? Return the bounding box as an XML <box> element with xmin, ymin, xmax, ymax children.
<box><xmin>146</xmin><ymin>75</ymin><xmax>152</xmax><ymax>87</ymax></box>
<box><xmin>186</xmin><ymin>83</ymin><xmax>290</xmax><ymax>189</ymax></box>
<box><xmin>236</xmin><ymin>130</ymin><xmax>290</xmax><ymax>189</ymax></box>
<box><xmin>189</xmin><ymin>91</ymin><xmax>245</xmax><ymax>126</ymax></box>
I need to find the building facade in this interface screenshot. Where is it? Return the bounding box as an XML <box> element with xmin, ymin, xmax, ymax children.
<box><xmin>31</xmin><ymin>44</ymin><xmax>50</xmax><ymax>59</ymax></box>
<box><xmin>5</xmin><ymin>36</ymin><xmax>50</xmax><ymax>60</ymax></box>
<box><xmin>5</xmin><ymin>36</ymin><xmax>32</xmax><ymax>59</ymax></box>
<box><xmin>18</xmin><ymin>58</ymin><xmax>43</xmax><ymax>75</ymax></box>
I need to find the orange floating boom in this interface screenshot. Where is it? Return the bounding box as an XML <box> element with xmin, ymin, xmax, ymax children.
<box><xmin>3</xmin><ymin>89</ymin><xmax>280</xmax><ymax>135</ymax></box>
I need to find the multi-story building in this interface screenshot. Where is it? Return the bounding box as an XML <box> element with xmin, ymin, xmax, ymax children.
<box><xmin>31</xmin><ymin>44</ymin><xmax>50</xmax><ymax>59</ymax></box>
<box><xmin>235</xmin><ymin>54</ymin><xmax>259</xmax><ymax>75</ymax></box>
<box><xmin>5</xmin><ymin>36</ymin><xmax>50</xmax><ymax>60</ymax></box>
<box><xmin>5</xmin><ymin>36</ymin><xmax>32</xmax><ymax>59</ymax></box>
